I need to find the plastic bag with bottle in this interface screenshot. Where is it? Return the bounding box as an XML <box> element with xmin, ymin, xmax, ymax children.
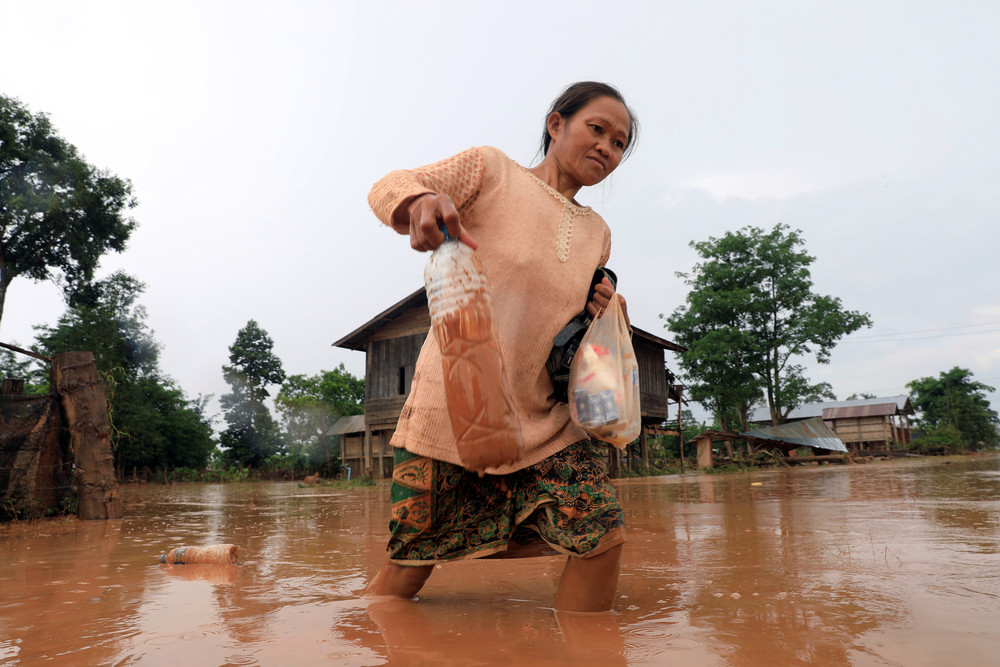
<box><xmin>566</xmin><ymin>295</ymin><xmax>640</xmax><ymax>447</ymax></box>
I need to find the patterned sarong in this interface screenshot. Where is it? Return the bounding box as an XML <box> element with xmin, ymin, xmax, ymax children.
<box><xmin>387</xmin><ymin>439</ymin><xmax>625</xmax><ymax>565</ymax></box>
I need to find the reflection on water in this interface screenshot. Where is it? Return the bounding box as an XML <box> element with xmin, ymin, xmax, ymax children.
<box><xmin>2</xmin><ymin>454</ymin><xmax>1000</xmax><ymax>665</ymax></box>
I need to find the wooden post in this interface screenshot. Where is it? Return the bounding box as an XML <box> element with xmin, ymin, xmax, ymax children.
<box><xmin>364</xmin><ymin>426</ymin><xmax>373</xmax><ymax>478</ymax></box>
<box><xmin>678</xmin><ymin>403</ymin><xmax>685</xmax><ymax>473</ymax></box>
<box><xmin>2</xmin><ymin>378</ymin><xmax>24</xmax><ymax>395</ymax></box>
<box><xmin>51</xmin><ymin>352</ymin><xmax>123</xmax><ymax>520</ymax></box>
<box><xmin>696</xmin><ymin>435</ymin><xmax>714</xmax><ymax>469</ymax></box>
<box><xmin>607</xmin><ymin>445</ymin><xmax>620</xmax><ymax>478</ymax></box>
<box><xmin>639</xmin><ymin>426</ymin><xmax>649</xmax><ymax>472</ymax></box>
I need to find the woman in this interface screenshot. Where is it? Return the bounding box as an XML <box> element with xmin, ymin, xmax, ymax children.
<box><xmin>363</xmin><ymin>82</ymin><xmax>637</xmax><ymax>613</ymax></box>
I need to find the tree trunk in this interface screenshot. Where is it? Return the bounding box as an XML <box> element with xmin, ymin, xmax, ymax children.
<box><xmin>52</xmin><ymin>352</ymin><xmax>123</xmax><ymax>520</ymax></box>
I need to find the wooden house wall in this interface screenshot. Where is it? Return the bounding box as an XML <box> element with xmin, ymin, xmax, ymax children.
<box><xmin>633</xmin><ymin>336</ymin><xmax>669</xmax><ymax>420</ymax></box>
<box><xmin>366</xmin><ymin>332</ymin><xmax>428</xmax><ymax>427</ymax></box>
<box><xmin>341</xmin><ymin>430</ymin><xmax>394</xmax><ymax>478</ymax></box>
<box><xmin>833</xmin><ymin>416</ymin><xmax>892</xmax><ymax>445</ymax></box>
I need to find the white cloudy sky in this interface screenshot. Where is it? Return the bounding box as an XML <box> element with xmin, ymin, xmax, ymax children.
<box><xmin>1</xmin><ymin>1</ymin><xmax>998</xmax><ymax>425</ymax></box>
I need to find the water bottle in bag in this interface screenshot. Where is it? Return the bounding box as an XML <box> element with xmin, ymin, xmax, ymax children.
<box><xmin>424</xmin><ymin>232</ymin><xmax>524</xmax><ymax>473</ymax></box>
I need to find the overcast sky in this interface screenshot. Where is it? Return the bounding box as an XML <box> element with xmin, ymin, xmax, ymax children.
<box><xmin>2</xmin><ymin>1</ymin><xmax>998</xmax><ymax>426</ymax></box>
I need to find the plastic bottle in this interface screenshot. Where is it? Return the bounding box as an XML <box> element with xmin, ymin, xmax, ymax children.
<box><xmin>159</xmin><ymin>544</ymin><xmax>239</xmax><ymax>564</ymax></box>
<box><xmin>424</xmin><ymin>233</ymin><xmax>524</xmax><ymax>473</ymax></box>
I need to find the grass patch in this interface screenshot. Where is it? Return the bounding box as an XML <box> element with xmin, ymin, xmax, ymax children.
<box><xmin>297</xmin><ymin>476</ymin><xmax>376</xmax><ymax>490</ymax></box>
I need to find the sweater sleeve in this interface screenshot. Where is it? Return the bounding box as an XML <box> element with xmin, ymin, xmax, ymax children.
<box><xmin>367</xmin><ymin>147</ymin><xmax>486</xmax><ymax>234</ymax></box>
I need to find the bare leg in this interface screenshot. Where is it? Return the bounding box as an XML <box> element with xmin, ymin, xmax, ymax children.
<box><xmin>362</xmin><ymin>560</ymin><xmax>434</xmax><ymax>599</ymax></box>
<box><xmin>553</xmin><ymin>544</ymin><xmax>623</xmax><ymax>612</ymax></box>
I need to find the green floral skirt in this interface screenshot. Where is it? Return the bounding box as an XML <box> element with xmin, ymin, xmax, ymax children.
<box><xmin>387</xmin><ymin>439</ymin><xmax>625</xmax><ymax>565</ymax></box>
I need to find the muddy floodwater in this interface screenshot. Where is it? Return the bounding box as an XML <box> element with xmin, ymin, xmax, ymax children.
<box><xmin>3</xmin><ymin>455</ymin><xmax>1000</xmax><ymax>665</ymax></box>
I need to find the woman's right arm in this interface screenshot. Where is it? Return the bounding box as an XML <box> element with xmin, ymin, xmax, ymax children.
<box><xmin>368</xmin><ymin>147</ymin><xmax>485</xmax><ymax>252</ymax></box>
<box><xmin>397</xmin><ymin>193</ymin><xmax>478</xmax><ymax>251</ymax></box>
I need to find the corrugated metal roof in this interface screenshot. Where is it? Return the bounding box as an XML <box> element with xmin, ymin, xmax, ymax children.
<box><xmin>744</xmin><ymin>417</ymin><xmax>848</xmax><ymax>452</ymax></box>
<box><xmin>326</xmin><ymin>414</ymin><xmax>365</xmax><ymax>435</ymax></box>
<box><xmin>750</xmin><ymin>395</ymin><xmax>912</xmax><ymax>423</ymax></box>
<box><xmin>823</xmin><ymin>404</ymin><xmax>897</xmax><ymax>419</ymax></box>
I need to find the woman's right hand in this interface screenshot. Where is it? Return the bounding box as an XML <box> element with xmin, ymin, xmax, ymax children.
<box><xmin>404</xmin><ymin>193</ymin><xmax>478</xmax><ymax>252</ymax></box>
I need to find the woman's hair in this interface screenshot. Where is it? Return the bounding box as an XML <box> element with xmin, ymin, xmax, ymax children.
<box><xmin>539</xmin><ymin>81</ymin><xmax>639</xmax><ymax>159</ymax></box>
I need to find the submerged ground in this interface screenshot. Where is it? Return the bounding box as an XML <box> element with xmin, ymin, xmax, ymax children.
<box><xmin>2</xmin><ymin>454</ymin><xmax>999</xmax><ymax>665</ymax></box>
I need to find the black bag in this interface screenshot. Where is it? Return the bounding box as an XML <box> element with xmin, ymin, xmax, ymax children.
<box><xmin>545</xmin><ymin>267</ymin><xmax>617</xmax><ymax>403</ymax></box>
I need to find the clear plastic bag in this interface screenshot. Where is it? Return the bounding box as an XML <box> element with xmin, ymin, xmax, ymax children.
<box><xmin>566</xmin><ymin>295</ymin><xmax>640</xmax><ymax>448</ymax></box>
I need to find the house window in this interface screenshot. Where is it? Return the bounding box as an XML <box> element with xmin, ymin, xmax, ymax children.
<box><xmin>398</xmin><ymin>366</ymin><xmax>406</xmax><ymax>395</ymax></box>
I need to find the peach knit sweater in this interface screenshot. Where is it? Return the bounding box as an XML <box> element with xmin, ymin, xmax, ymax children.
<box><xmin>367</xmin><ymin>146</ymin><xmax>612</xmax><ymax>474</ymax></box>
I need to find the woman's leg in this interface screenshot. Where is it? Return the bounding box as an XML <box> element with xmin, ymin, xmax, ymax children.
<box><xmin>363</xmin><ymin>560</ymin><xmax>434</xmax><ymax>599</ymax></box>
<box><xmin>553</xmin><ymin>543</ymin><xmax>623</xmax><ymax>612</ymax></box>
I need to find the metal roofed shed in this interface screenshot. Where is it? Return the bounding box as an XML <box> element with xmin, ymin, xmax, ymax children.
<box><xmin>749</xmin><ymin>395</ymin><xmax>914</xmax><ymax>453</ymax></box>
<box><xmin>688</xmin><ymin>417</ymin><xmax>849</xmax><ymax>469</ymax></box>
<box><xmin>744</xmin><ymin>417</ymin><xmax>848</xmax><ymax>452</ymax></box>
<box><xmin>749</xmin><ymin>395</ymin><xmax>913</xmax><ymax>424</ymax></box>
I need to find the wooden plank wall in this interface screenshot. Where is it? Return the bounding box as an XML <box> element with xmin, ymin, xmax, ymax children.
<box><xmin>367</xmin><ymin>333</ymin><xmax>427</xmax><ymax>401</ymax></box>
<box><xmin>833</xmin><ymin>416</ymin><xmax>892</xmax><ymax>446</ymax></box>
<box><xmin>633</xmin><ymin>337</ymin><xmax>669</xmax><ymax>420</ymax></box>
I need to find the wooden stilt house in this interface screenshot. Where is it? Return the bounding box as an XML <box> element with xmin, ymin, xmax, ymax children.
<box><xmin>332</xmin><ymin>288</ymin><xmax>687</xmax><ymax>478</ymax></box>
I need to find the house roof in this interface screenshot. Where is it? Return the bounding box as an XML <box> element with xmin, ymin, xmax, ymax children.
<box><xmin>823</xmin><ymin>403</ymin><xmax>898</xmax><ymax>419</ymax></box>
<box><xmin>744</xmin><ymin>417</ymin><xmax>848</xmax><ymax>452</ymax></box>
<box><xmin>632</xmin><ymin>327</ymin><xmax>686</xmax><ymax>353</ymax></box>
<box><xmin>332</xmin><ymin>288</ymin><xmax>427</xmax><ymax>351</ymax></box>
<box><xmin>750</xmin><ymin>395</ymin><xmax>913</xmax><ymax>423</ymax></box>
<box><xmin>332</xmin><ymin>286</ymin><xmax>686</xmax><ymax>353</ymax></box>
<box><xmin>326</xmin><ymin>414</ymin><xmax>365</xmax><ymax>436</ymax></box>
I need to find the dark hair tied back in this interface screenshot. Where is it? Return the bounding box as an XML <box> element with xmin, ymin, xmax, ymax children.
<box><xmin>540</xmin><ymin>81</ymin><xmax>639</xmax><ymax>159</ymax></box>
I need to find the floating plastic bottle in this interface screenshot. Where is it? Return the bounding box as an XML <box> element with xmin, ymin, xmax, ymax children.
<box><xmin>424</xmin><ymin>233</ymin><xmax>524</xmax><ymax>473</ymax></box>
<box><xmin>159</xmin><ymin>544</ymin><xmax>239</xmax><ymax>564</ymax></box>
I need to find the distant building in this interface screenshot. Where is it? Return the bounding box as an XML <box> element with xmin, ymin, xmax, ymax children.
<box><xmin>333</xmin><ymin>288</ymin><xmax>686</xmax><ymax>477</ymax></box>
<box><xmin>750</xmin><ymin>395</ymin><xmax>914</xmax><ymax>452</ymax></box>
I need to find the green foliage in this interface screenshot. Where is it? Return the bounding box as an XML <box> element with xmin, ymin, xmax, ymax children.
<box><xmin>0</xmin><ymin>95</ymin><xmax>136</xmax><ymax>328</ymax></box>
<box><xmin>219</xmin><ymin>320</ymin><xmax>286</xmax><ymax>468</ymax></box>
<box><xmin>0</xmin><ymin>348</ymin><xmax>49</xmax><ymax>394</ymax></box>
<box><xmin>908</xmin><ymin>424</ymin><xmax>963</xmax><ymax>455</ymax></box>
<box><xmin>35</xmin><ymin>272</ymin><xmax>160</xmax><ymax>379</ymax></box>
<box><xmin>32</xmin><ymin>272</ymin><xmax>215</xmax><ymax>471</ymax></box>
<box><xmin>907</xmin><ymin>367</ymin><xmax>999</xmax><ymax>451</ymax></box>
<box><xmin>664</xmin><ymin>224</ymin><xmax>870</xmax><ymax>428</ymax></box>
<box><xmin>276</xmin><ymin>364</ymin><xmax>364</xmax><ymax>471</ymax></box>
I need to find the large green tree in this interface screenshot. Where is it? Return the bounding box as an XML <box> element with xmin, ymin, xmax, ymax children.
<box><xmin>219</xmin><ymin>320</ymin><xmax>286</xmax><ymax>468</ymax></box>
<box><xmin>665</xmin><ymin>224</ymin><xmax>870</xmax><ymax>428</ymax></box>
<box><xmin>32</xmin><ymin>272</ymin><xmax>215</xmax><ymax>471</ymax></box>
<box><xmin>0</xmin><ymin>95</ymin><xmax>136</xmax><ymax>329</ymax></box>
<box><xmin>275</xmin><ymin>364</ymin><xmax>364</xmax><ymax>470</ymax></box>
<box><xmin>907</xmin><ymin>367</ymin><xmax>999</xmax><ymax>450</ymax></box>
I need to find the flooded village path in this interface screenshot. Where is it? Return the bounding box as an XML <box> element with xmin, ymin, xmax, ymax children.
<box><xmin>3</xmin><ymin>454</ymin><xmax>1000</xmax><ymax>665</ymax></box>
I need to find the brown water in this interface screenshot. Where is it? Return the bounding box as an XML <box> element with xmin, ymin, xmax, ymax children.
<box><xmin>3</xmin><ymin>455</ymin><xmax>1000</xmax><ymax>666</ymax></box>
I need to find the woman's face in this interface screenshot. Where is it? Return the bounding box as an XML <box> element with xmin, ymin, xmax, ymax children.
<box><xmin>547</xmin><ymin>96</ymin><xmax>631</xmax><ymax>190</ymax></box>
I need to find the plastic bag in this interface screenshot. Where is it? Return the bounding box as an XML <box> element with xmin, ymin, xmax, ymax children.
<box><xmin>566</xmin><ymin>295</ymin><xmax>640</xmax><ymax>447</ymax></box>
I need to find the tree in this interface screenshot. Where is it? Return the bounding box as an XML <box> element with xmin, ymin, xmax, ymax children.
<box><xmin>907</xmin><ymin>367</ymin><xmax>999</xmax><ymax>450</ymax></box>
<box><xmin>665</xmin><ymin>224</ymin><xmax>871</xmax><ymax>428</ymax></box>
<box><xmin>32</xmin><ymin>271</ymin><xmax>215</xmax><ymax>471</ymax></box>
<box><xmin>276</xmin><ymin>364</ymin><xmax>364</xmax><ymax>470</ymax></box>
<box><xmin>219</xmin><ymin>320</ymin><xmax>286</xmax><ymax>468</ymax></box>
<box><xmin>0</xmin><ymin>95</ymin><xmax>137</xmax><ymax>330</ymax></box>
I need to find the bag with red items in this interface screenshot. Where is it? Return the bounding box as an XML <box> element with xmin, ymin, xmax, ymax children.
<box><xmin>566</xmin><ymin>294</ymin><xmax>641</xmax><ymax>447</ymax></box>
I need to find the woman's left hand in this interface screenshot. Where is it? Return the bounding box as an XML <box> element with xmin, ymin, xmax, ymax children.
<box><xmin>587</xmin><ymin>277</ymin><xmax>629</xmax><ymax>326</ymax></box>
